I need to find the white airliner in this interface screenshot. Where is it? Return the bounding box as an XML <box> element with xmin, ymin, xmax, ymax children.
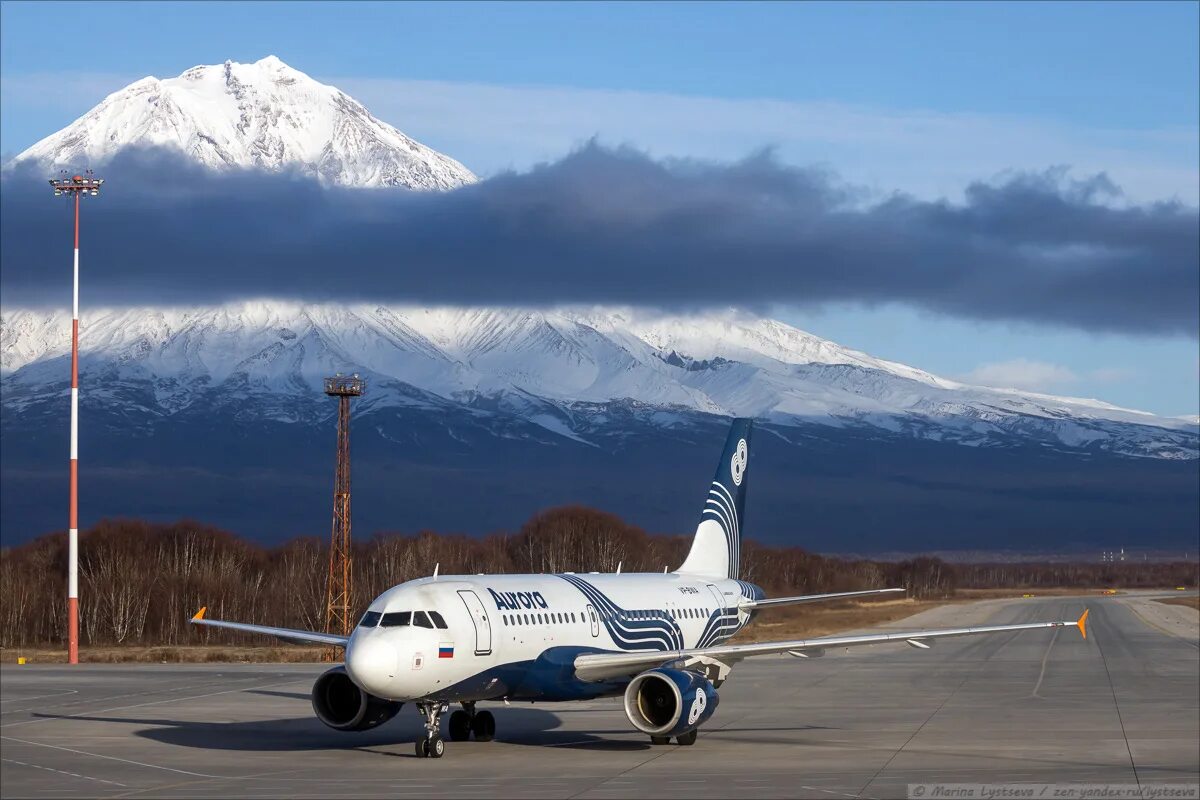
<box><xmin>191</xmin><ymin>418</ymin><xmax>1088</xmax><ymax>758</ymax></box>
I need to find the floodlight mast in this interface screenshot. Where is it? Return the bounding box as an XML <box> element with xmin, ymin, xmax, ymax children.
<box><xmin>48</xmin><ymin>171</ymin><xmax>104</xmax><ymax>665</ymax></box>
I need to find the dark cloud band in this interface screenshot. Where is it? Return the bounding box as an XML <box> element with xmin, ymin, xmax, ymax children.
<box><xmin>2</xmin><ymin>144</ymin><xmax>1196</xmax><ymax>336</ymax></box>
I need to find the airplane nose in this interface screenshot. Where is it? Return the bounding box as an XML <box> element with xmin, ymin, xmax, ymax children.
<box><xmin>345</xmin><ymin>635</ymin><xmax>397</xmax><ymax>697</ymax></box>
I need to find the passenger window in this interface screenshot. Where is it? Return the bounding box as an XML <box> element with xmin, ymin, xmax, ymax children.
<box><xmin>429</xmin><ymin>611</ymin><xmax>448</xmax><ymax>629</ymax></box>
<box><xmin>380</xmin><ymin>611</ymin><xmax>411</xmax><ymax>627</ymax></box>
<box><xmin>571</xmin><ymin>613</ymin><xmax>576</xmax><ymax>623</ymax></box>
<box><xmin>413</xmin><ymin>611</ymin><xmax>434</xmax><ymax>629</ymax></box>
<box><xmin>359</xmin><ymin>611</ymin><xmax>382</xmax><ymax>628</ymax></box>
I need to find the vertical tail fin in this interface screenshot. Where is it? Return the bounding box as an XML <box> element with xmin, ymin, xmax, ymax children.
<box><xmin>676</xmin><ymin>418</ymin><xmax>753</xmax><ymax>580</ymax></box>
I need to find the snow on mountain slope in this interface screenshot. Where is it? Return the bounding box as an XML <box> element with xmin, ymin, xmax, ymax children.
<box><xmin>9</xmin><ymin>56</ymin><xmax>476</xmax><ymax>190</ymax></box>
<box><xmin>2</xmin><ymin>303</ymin><xmax>1195</xmax><ymax>459</ymax></box>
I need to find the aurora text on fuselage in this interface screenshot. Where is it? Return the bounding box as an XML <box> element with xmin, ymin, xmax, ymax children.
<box><xmin>488</xmin><ymin>588</ymin><xmax>549</xmax><ymax>610</ymax></box>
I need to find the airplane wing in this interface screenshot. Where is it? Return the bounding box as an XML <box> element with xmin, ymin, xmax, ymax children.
<box><xmin>187</xmin><ymin>607</ymin><xmax>349</xmax><ymax>647</ymax></box>
<box><xmin>740</xmin><ymin>587</ymin><xmax>906</xmax><ymax>609</ymax></box>
<box><xmin>573</xmin><ymin>608</ymin><xmax>1089</xmax><ymax>683</ymax></box>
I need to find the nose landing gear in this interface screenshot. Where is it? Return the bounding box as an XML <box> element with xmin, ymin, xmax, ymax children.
<box><xmin>418</xmin><ymin>701</ymin><xmax>498</xmax><ymax>756</ymax></box>
<box><xmin>415</xmin><ymin>702</ymin><xmax>447</xmax><ymax>758</ymax></box>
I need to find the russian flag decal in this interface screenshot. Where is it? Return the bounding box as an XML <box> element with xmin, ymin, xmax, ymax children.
<box><xmin>438</xmin><ymin>644</ymin><xmax>454</xmax><ymax>659</ymax></box>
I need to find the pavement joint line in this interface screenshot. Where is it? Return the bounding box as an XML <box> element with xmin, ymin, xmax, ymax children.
<box><xmin>0</xmin><ymin>690</ymin><xmax>79</xmax><ymax>705</ymax></box>
<box><xmin>106</xmin><ymin>767</ymin><xmax>368</xmax><ymax>800</ymax></box>
<box><xmin>564</xmin><ymin>735</ymin><xmax>680</xmax><ymax>800</ymax></box>
<box><xmin>853</xmin><ymin>604</ymin><xmax>1031</xmax><ymax>798</ymax></box>
<box><xmin>0</xmin><ymin>734</ymin><xmax>225</xmax><ymax>778</ymax></box>
<box><xmin>1030</xmin><ymin>625</ymin><xmax>1062</xmax><ymax>699</ymax></box>
<box><xmin>0</xmin><ymin>677</ymin><xmax>305</xmax><ymax>728</ymax></box>
<box><xmin>1093</xmin><ymin>618</ymin><xmax>1141</xmax><ymax>789</ymax></box>
<box><xmin>0</xmin><ymin>675</ymin><xmax>275</xmax><ymax>718</ymax></box>
<box><xmin>1</xmin><ymin>756</ymin><xmax>128</xmax><ymax>788</ymax></box>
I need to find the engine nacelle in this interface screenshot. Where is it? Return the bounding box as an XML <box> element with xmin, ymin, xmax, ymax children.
<box><xmin>623</xmin><ymin>668</ymin><xmax>719</xmax><ymax>738</ymax></box>
<box><xmin>311</xmin><ymin>666</ymin><xmax>402</xmax><ymax>732</ymax></box>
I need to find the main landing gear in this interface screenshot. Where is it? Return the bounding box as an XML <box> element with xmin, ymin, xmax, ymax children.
<box><xmin>447</xmin><ymin>701</ymin><xmax>496</xmax><ymax>742</ymax></box>
<box><xmin>650</xmin><ymin>729</ymin><xmax>698</xmax><ymax>746</ymax></box>
<box><xmin>416</xmin><ymin>701</ymin><xmax>497</xmax><ymax>757</ymax></box>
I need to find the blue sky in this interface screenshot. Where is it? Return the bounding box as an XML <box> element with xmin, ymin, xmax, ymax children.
<box><xmin>1</xmin><ymin>1</ymin><xmax>1197</xmax><ymax>415</ymax></box>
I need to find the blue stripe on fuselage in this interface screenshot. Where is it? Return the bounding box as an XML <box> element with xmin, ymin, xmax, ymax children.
<box><xmin>422</xmin><ymin>646</ymin><xmax>631</xmax><ymax>703</ymax></box>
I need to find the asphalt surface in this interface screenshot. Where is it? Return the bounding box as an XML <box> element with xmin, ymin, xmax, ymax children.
<box><xmin>1</xmin><ymin>595</ymin><xmax>1197</xmax><ymax>799</ymax></box>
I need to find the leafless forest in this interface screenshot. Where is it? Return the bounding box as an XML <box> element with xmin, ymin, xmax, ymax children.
<box><xmin>1</xmin><ymin>507</ymin><xmax>1195</xmax><ymax>648</ymax></box>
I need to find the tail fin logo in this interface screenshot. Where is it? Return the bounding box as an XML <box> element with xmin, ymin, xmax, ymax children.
<box><xmin>731</xmin><ymin>439</ymin><xmax>748</xmax><ymax>486</ymax></box>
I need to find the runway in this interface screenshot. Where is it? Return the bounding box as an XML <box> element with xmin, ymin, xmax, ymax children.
<box><xmin>2</xmin><ymin>595</ymin><xmax>1196</xmax><ymax>798</ymax></box>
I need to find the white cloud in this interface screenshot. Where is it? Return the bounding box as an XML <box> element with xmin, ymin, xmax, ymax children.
<box><xmin>330</xmin><ymin>76</ymin><xmax>1199</xmax><ymax>204</ymax></box>
<box><xmin>963</xmin><ymin>359</ymin><xmax>1079</xmax><ymax>391</ymax></box>
<box><xmin>1089</xmin><ymin>367</ymin><xmax>1137</xmax><ymax>384</ymax></box>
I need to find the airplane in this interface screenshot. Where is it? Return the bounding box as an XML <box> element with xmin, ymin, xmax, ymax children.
<box><xmin>190</xmin><ymin>418</ymin><xmax>1089</xmax><ymax>759</ymax></box>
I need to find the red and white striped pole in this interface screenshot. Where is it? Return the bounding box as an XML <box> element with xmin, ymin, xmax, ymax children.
<box><xmin>69</xmin><ymin>188</ymin><xmax>80</xmax><ymax>664</ymax></box>
<box><xmin>50</xmin><ymin>172</ymin><xmax>102</xmax><ymax>665</ymax></box>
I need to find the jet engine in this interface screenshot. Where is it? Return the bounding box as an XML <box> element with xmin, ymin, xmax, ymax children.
<box><xmin>311</xmin><ymin>666</ymin><xmax>402</xmax><ymax>732</ymax></box>
<box><xmin>623</xmin><ymin>668</ymin><xmax>719</xmax><ymax>738</ymax></box>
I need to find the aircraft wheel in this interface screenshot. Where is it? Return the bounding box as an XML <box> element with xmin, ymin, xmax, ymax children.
<box><xmin>472</xmin><ymin>710</ymin><xmax>496</xmax><ymax>741</ymax></box>
<box><xmin>428</xmin><ymin>734</ymin><xmax>445</xmax><ymax>758</ymax></box>
<box><xmin>677</xmin><ymin>729</ymin><xmax>698</xmax><ymax>746</ymax></box>
<box><xmin>650</xmin><ymin>735</ymin><xmax>671</xmax><ymax>745</ymax></box>
<box><xmin>415</xmin><ymin>737</ymin><xmax>429</xmax><ymax>758</ymax></box>
<box><xmin>448</xmin><ymin>710</ymin><xmax>472</xmax><ymax>741</ymax></box>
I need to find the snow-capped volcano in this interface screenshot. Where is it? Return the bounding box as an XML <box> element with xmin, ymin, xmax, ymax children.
<box><xmin>9</xmin><ymin>56</ymin><xmax>476</xmax><ymax>189</ymax></box>
<box><xmin>2</xmin><ymin>303</ymin><xmax>1195</xmax><ymax>459</ymax></box>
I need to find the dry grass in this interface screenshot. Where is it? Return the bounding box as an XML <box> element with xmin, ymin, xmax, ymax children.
<box><xmin>1156</xmin><ymin>596</ymin><xmax>1200</xmax><ymax>611</ymax></box>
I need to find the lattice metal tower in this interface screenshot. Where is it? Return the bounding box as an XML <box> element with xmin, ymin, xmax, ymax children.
<box><xmin>323</xmin><ymin>373</ymin><xmax>364</xmax><ymax>659</ymax></box>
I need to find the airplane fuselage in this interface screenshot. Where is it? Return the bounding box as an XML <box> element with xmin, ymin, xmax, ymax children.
<box><xmin>344</xmin><ymin>572</ymin><xmax>764</xmax><ymax>704</ymax></box>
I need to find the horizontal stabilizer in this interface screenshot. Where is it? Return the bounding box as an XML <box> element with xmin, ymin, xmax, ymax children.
<box><xmin>740</xmin><ymin>588</ymin><xmax>906</xmax><ymax>609</ymax></box>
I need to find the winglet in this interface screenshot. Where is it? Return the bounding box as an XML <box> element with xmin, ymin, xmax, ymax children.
<box><xmin>191</xmin><ymin>606</ymin><xmax>207</xmax><ymax>621</ymax></box>
<box><xmin>1076</xmin><ymin>608</ymin><xmax>1089</xmax><ymax>640</ymax></box>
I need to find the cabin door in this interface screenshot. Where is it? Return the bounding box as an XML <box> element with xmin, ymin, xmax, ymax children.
<box><xmin>586</xmin><ymin>604</ymin><xmax>600</xmax><ymax>637</ymax></box>
<box><xmin>457</xmin><ymin>590</ymin><xmax>493</xmax><ymax>656</ymax></box>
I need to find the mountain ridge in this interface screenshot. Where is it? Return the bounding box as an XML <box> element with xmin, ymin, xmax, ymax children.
<box><xmin>2</xmin><ymin>302</ymin><xmax>1194</xmax><ymax>460</ymax></box>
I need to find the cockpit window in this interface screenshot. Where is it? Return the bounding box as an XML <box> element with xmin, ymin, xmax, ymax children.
<box><xmin>380</xmin><ymin>611</ymin><xmax>412</xmax><ymax>627</ymax></box>
<box><xmin>360</xmin><ymin>611</ymin><xmax>381</xmax><ymax>628</ymax></box>
<box><xmin>428</xmin><ymin>611</ymin><xmax>448</xmax><ymax>629</ymax></box>
<box><xmin>413</xmin><ymin>611</ymin><xmax>434</xmax><ymax>629</ymax></box>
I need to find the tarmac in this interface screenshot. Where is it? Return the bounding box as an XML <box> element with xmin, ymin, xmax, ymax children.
<box><xmin>1</xmin><ymin>594</ymin><xmax>1197</xmax><ymax>799</ymax></box>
